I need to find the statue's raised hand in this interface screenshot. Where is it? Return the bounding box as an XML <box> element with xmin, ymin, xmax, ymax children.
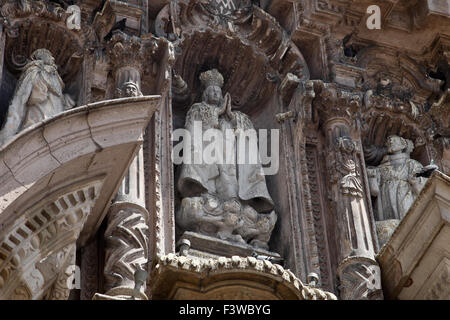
<box><xmin>224</xmin><ymin>92</ymin><xmax>236</xmax><ymax>122</ymax></box>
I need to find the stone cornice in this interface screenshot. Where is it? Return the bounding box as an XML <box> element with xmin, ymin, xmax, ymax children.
<box><xmin>151</xmin><ymin>253</ymin><xmax>337</xmax><ymax>300</ymax></box>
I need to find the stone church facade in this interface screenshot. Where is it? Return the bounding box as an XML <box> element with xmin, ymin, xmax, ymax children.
<box><xmin>0</xmin><ymin>0</ymin><xmax>448</xmax><ymax>300</ymax></box>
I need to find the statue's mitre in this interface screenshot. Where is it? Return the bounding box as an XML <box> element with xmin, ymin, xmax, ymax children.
<box><xmin>199</xmin><ymin>69</ymin><xmax>224</xmax><ymax>88</ymax></box>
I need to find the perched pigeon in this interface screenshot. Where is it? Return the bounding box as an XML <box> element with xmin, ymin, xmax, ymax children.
<box><xmin>251</xmin><ymin>251</ymin><xmax>284</xmax><ymax>265</ymax></box>
<box><xmin>416</xmin><ymin>160</ymin><xmax>439</xmax><ymax>178</ymax></box>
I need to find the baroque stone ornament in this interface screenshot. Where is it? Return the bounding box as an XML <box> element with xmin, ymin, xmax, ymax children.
<box><xmin>151</xmin><ymin>253</ymin><xmax>337</xmax><ymax>300</ymax></box>
<box><xmin>368</xmin><ymin>135</ymin><xmax>429</xmax><ymax>246</ymax></box>
<box><xmin>335</xmin><ymin>137</ymin><xmax>363</xmax><ymax>198</ymax></box>
<box><xmin>202</xmin><ymin>0</ymin><xmax>253</xmax><ymax>20</ymax></box>
<box><xmin>176</xmin><ymin>69</ymin><xmax>276</xmax><ymax>250</ymax></box>
<box><xmin>313</xmin><ymin>81</ymin><xmax>382</xmax><ymax>300</ymax></box>
<box><xmin>0</xmin><ymin>48</ymin><xmax>74</xmax><ymax>145</ymax></box>
<box><xmin>103</xmin><ymin>205</ymin><xmax>149</xmax><ymax>294</ymax></box>
<box><xmin>0</xmin><ymin>180</ymin><xmax>102</xmax><ymax>299</ymax></box>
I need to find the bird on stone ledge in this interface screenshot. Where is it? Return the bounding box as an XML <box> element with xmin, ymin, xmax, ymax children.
<box><xmin>251</xmin><ymin>251</ymin><xmax>284</xmax><ymax>265</ymax></box>
<box><xmin>416</xmin><ymin>160</ymin><xmax>439</xmax><ymax>178</ymax></box>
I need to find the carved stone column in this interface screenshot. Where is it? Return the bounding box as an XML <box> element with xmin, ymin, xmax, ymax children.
<box><xmin>97</xmin><ymin>34</ymin><xmax>149</xmax><ymax>300</ymax></box>
<box><xmin>313</xmin><ymin>81</ymin><xmax>383</xmax><ymax>300</ymax></box>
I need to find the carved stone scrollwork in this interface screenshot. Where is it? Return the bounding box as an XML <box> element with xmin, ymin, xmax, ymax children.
<box><xmin>103</xmin><ymin>204</ymin><xmax>149</xmax><ymax>295</ymax></box>
<box><xmin>167</xmin><ymin>0</ymin><xmax>309</xmax><ymax>111</ymax></box>
<box><xmin>201</xmin><ymin>0</ymin><xmax>254</xmax><ymax>23</ymax></box>
<box><xmin>41</xmin><ymin>243</ymin><xmax>76</xmax><ymax>300</ymax></box>
<box><xmin>311</xmin><ymin>80</ymin><xmax>361</xmax><ymax>130</ymax></box>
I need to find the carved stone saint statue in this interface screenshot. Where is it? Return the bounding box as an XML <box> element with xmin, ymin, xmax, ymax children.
<box><xmin>0</xmin><ymin>48</ymin><xmax>74</xmax><ymax>145</ymax></box>
<box><xmin>368</xmin><ymin>135</ymin><xmax>428</xmax><ymax>246</ymax></box>
<box><xmin>176</xmin><ymin>69</ymin><xmax>276</xmax><ymax>250</ymax></box>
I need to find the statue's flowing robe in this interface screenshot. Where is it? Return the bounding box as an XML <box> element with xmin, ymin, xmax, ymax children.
<box><xmin>0</xmin><ymin>61</ymin><xmax>66</xmax><ymax>145</ymax></box>
<box><xmin>177</xmin><ymin>102</ymin><xmax>274</xmax><ymax>213</ymax></box>
<box><xmin>370</xmin><ymin>154</ymin><xmax>426</xmax><ymax>220</ymax></box>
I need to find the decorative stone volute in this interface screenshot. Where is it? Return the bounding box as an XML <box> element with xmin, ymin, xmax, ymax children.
<box><xmin>311</xmin><ymin>80</ymin><xmax>361</xmax><ymax>132</ymax></box>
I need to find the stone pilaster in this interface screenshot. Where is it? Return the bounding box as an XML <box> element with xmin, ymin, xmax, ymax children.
<box><xmin>99</xmin><ymin>35</ymin><xmax>149</xmax><ymax>299</ymax></box>
<box><xmin>313</xmin><ymin>81</ymin><xmax>383</xmax><ymax>300</ymax></box>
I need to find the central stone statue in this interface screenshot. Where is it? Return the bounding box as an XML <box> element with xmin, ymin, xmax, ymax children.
<box><xmin>176</xmin><ymin>69</ymin><xmax>277</xmax><ymax>250</ymax></box>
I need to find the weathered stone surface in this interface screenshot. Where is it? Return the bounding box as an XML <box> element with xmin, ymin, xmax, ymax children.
<box><xmin>0</xmin><ymin>49</ymin><xmax>75</xmax><ymax>145</ymax></box>
<box><xmin>0</xmin><ymin>0</ymin><xmax>449</xmax><ymax>301</ymax></box>
<box><xmin>377</xmin><ymin>171</ymin><xmax>450</xmax><ymax>300</ymax></box>
<box><xmin>151</xmin><ymin>254</ymin><xmax>337</xmax><ymax>300</ymax></box>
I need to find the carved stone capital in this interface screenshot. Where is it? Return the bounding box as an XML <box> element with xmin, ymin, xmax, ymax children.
<box><xmin>107</xmin><ymin>32</ymin><xmax>147</xmax><ymax>71</ymax></box>
<box><xmin>312</xmin><ymin>80</ymin><xmax>361</xmax><ymax>129</ymax></box>
<box><xmin>107</xmin><ymin>31</ymin><xmax>173</xmax><ymax>85</ymax></box>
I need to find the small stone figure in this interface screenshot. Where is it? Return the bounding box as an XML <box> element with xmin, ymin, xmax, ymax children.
<box><xmin>368</xmin><ymin>135</ymin><xmax>433</xmax><ymax>246</ymax></box>
<box><xmin>0</xmin><ymin>49</ymin><xmax>74</xmax><ymax>145</ymax></box>
<box><xmin>336</xmin><ymin>136</ymin><xmax>363</xmax><ymax>198</ymax></box>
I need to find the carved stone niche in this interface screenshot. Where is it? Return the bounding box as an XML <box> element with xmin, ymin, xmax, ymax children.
<box><xmin>174</xmin><ymin>68</ymin><xmax>280</xmax><ymax>260</ymax></box>
<box><xmin>0</xmin><ymin>0</ymin><xmax>92</xmax><ymax>82</ymax></box>
<box><xmin>165</xmin><ymin>1</ymin><xmax>310</xmax><ymax>271</ymax></box>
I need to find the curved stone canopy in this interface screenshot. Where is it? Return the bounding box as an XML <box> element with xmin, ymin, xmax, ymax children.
<box><xmin>0</xmin><ymin>96</ymin><xmax>160</xmax><ymax>299</ymax></box>
<box><xmin>162</xmin><ymin>1</ymin><xmax>310</xmax><ymax>113</ymax></box>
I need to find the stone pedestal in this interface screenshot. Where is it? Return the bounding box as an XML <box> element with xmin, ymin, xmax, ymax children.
<box><xmin>179</xmin><ymin>231</ymin><xmax>281</xmax><ymax>261</ymax></box>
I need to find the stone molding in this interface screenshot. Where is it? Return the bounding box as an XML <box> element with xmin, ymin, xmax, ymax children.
<box><xmin>103</xmin><ymin>202</ymin><xmax>149</xmax><ymax>294</ymax></box>
<box><xmin>151</xmin><ymin>253</ymin><xmax>337</xmax><ymax>300</ymax></box>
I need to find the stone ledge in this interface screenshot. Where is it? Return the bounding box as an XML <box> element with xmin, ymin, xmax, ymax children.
<box><xmin>179</xmin><ymin>231</ymin><xmax>281</xmax><ymax>260</ymax></box>
<box><xmin>151</xmin><ymin>253</ymin><xmax>337</xmax><ymax>300</ymax></box>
